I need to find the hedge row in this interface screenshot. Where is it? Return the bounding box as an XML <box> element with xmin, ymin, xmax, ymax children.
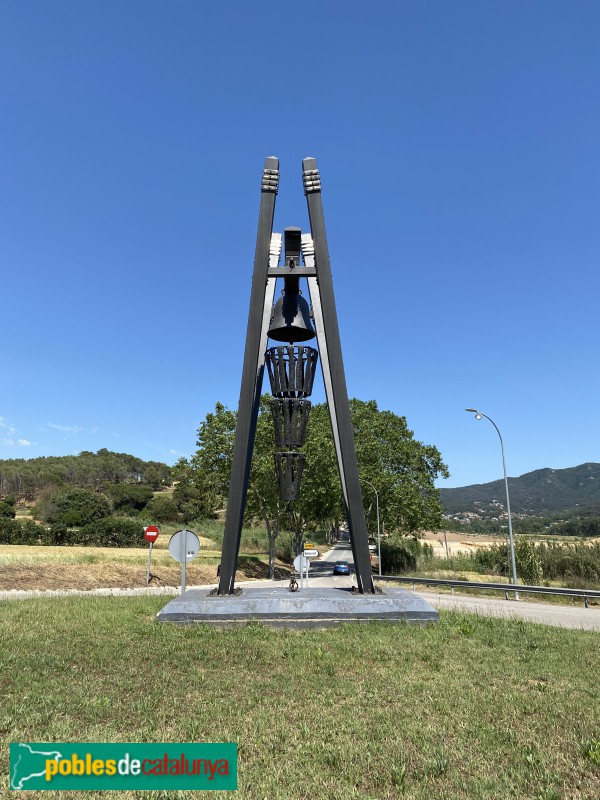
<box><xmin>0</xmin><ymin>517</ymin><xmax>146</xmax><ymax>548</ymax></box>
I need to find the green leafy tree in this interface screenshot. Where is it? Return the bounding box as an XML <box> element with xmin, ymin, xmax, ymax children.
<box><xmin>145</xmin><ymin>494</ymin><xmax>180</xmax><ymax>523</ymax></box>
<box><xmin>0</xmin><ymin>501</ymin><xmax>16</xmax><ymax>519</ymax></box>
<box><xmin>172</xmin><ymin>402</ymin><xmax>237</xmax><ymax>517</ymax></box>
<box><xmin>177</xmin><ymin>397</ymin><xmax>449</xmax><ymax>572</ymax></box>
<box><xmin>44</xmin><ymin>488</ymin><xmax>112</xmax><ymax>527</ymax></box>
<box><xmin>245</xmin><ymin>397</ymin><xmax>283</xmax><ymax>578</ymax></box>
<box><xmin>104</xmin><ymin>483</ymin><xmax>154</xmax><ymax>514</ymax></box>
<box><xmin>349</xmin><ymin>399</ymin><xmax>449</xmax><ymax>534</ymax></box>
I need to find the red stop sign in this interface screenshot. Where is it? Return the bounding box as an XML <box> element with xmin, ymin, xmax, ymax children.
<box><xmin>144</xmin><ymin>525</ymin><xmax>160</xmax><ymax>543</ymax></box>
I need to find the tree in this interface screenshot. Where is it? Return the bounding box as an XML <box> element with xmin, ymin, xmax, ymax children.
<box><xmin>104</xmin><ymin>483</ymin><xmax>154</xmax><ymax>514</ymax></box>
<box><xmin>348</xmin><ymin>399</ymin><xmax>449</xmax><ymax>534</ymax></box>
<box><xmin>172</xmin><ymin>402</ymin><xmax>237</xmax><ymax>517</ymax></box>
<box><xmin>145</xmin><ymin>494</ymin><xmax>180</xmax><ymax>523</ymax></box>
<box><xmin>0</xmin><ymin>451</ymin><xmax>172</xmax><ymax>500</ymax></box>
<box><xmin>177</xmin><ymin>397</ymin><xmax>449</xmax><ymax>570</ymax></box>
<box><xmin>245</xmin><ymin>397</ymin><xmax>282</xmax><ymax>578</ymax></box>
<box><xmin>0</xmin><ymin>501</ymin><xmax>15</xmax><ymax>519</ymax></box>
<box><xmin>43</xmin><ymin>488</ymin><xmax>112</xmax><ymax>527</ymax></box>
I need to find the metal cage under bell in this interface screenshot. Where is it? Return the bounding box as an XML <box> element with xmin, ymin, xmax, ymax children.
<box><xmin>270</xmin><ymin>398</ymin><xmax>311</xmax><ymax>448</ymax></box>
<box><xmin>265</xmin><ymin>345</ymin><xmax>318</xmax><ymax>398</ymax></box>
<box><xmin>274</xmin><ymin>452</ymin><xmax>305</xmax><ymax>502</ymax></box>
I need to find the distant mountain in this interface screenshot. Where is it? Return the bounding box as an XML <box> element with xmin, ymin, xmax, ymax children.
<box><xmin>440</xmin><ymin>463</ymin><xmax>600</xmax><ymax>517</ymax></box>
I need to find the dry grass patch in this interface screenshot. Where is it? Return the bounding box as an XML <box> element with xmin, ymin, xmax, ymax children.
<box><xmin>0</xmin><ymin>543</ymin><xmax>292</xmax><ymax>591</ymax></box>
<box><xmin>0</xmin><ymin>562</ymin><xmax>221</xmax><ymax>590</ymax></box>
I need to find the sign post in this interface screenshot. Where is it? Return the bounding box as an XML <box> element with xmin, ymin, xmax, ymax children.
<box><xmin>168</xmin><ymin>529</ymin><xmax>201</xmax><ymax>595</ymax></box>
<box><xmin>144</xmin><ymin>525</ymin><xmax>160</xmax><ymax>585</ymax></box>
<box><xmin>293</xmin><ymin>554</ymin><xmax>310</xmax><ymax>589</ymax></box>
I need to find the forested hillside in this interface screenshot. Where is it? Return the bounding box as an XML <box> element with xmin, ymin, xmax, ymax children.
<box><xmin>441</xmin><ymin>462</ymin><xmax>600</xmax><ymax>517</ymax></box>
<box><xmin>0</xmin><ymin>449</ymin><xmax>172</xmax><ymax>501</ymax></box>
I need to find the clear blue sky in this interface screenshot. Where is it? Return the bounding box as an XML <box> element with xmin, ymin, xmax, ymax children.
<box><xmin>2</xmin><ymin>1</ymin><xmax>599</xmax><ymax>488</ymax></box>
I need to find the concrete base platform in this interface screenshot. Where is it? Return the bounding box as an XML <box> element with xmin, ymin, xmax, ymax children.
<box><xmin>157</xmin><ymin>586</ymin><xmax>438</xmax><ymax>628</ymax></box>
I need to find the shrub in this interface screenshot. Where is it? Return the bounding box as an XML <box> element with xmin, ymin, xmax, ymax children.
<box><xmin>48</xmin><ymin>522</ymin><xmax>71</xmax><ymax>545</ymax></box>
<box><xmin>514</xmin><ymin>538</ymin><xmax>543</xmax><ymax>584</ymax></box>
<box><xmin>43</xmin><ymin>488</ymin><xmax>112</xmax><ymax>527</ymax></box>
<box><xmin>0</xmin><ymin>501</ymin><xmax>16</xmax><ymax>519</ymax></box>
<box><xmin>0</xmin><ymin>518</ymin><xmax>51</xmax><ymax>545</ymax></box>
<box><xmin>104</xmin><ymin>483</ymin><xmax>154</xmax><ymax>514</ymax></box>
<box><xmin>380</xmin><ymin>535</ymin><xmax>432</xmax><ymax>574</ymax></box>
<box><xmin>144</xmin><ymin>494</ymin><xmax>180</xmax><ymax>523</ymax></box>
<box><xmin>77</xmin><ymin>517</ymin><xmax>145</xmax><ymax>547</ymax></box>
<box><xmin>474</xmin><ymin>539</ymin><xmax>600</xmax><ymax>583</ymax></box>
<box><xmin>276</xmin><ymin>539</ymin><xmax>294</xmax><ymax>563</ymax></box>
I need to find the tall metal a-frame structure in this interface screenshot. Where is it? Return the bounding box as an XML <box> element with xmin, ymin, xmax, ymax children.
<box><xmin>217</xmin><ymin>157</ymin><xmax>375</xmax><ymax>595</ymax></box>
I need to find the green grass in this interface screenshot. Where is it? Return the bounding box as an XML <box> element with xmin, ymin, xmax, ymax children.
<box><xmin>1</xmin><ymin>598</ymin><xmax>599</xmax><ymax>799</ymax></box>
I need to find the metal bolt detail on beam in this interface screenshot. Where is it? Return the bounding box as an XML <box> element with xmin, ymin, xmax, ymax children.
<box><xmin>261</xmin><ymin>165</ymin><xmax>280</xmax><ymax>193</ymax></box>
<box><xmin>302</xmin><ymin>168</ymin><xmax>322</xmax><ymax>194</ymax></box>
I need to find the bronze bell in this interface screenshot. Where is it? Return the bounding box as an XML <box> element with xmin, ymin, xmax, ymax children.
<box><xmin>267</xmin><ymin>290</ymin><xmax>316</xmax><ymax>343</ymax></box>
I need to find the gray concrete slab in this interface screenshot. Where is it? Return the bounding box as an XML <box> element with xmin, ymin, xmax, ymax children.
<box><xmin>156</xmin><ymin>585</ymin><xmax>438</xmax><ymax>627</ymax></box>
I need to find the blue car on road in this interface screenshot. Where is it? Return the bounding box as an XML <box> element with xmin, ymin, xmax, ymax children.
<box><xmin>333</xmin><ymin>561</ymin><xmax>351</xmax><ymax>575</ymax></box>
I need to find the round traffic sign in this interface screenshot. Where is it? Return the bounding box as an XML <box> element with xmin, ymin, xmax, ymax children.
<box><xmin>168</xmin><ymin>529</ymin><xmax>201</xmax><ymax>563</ymax></box>
<box><xmin>293</xmin><ymin>554</ymin><xmax>310</xmax><ymax>573</ymax></box>
<box><xmin>144</xmin><ymin>525</ymin><xmax>160</xmax><ymax>543</ymax></box>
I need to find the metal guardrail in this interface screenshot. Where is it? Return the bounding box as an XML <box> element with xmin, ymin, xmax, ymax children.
<box><xmin>375</xmin><ymin>575</ymin><xmax>600</xmax><ymax>609</ymax></box>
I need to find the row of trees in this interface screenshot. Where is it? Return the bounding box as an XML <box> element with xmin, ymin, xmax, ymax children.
<box><xmin>172</xmin><ymin>397</ymin><xmax>449</xmax><ymax>576</ymax></box>
<box><xmin>443</xmin><ymin>515</ymin><xmax>600</xmax><ymax>536</ymax></box>
<box><xmin>0</xmin><ymin>450</ymin><xmax>172</xmax><ymax>501</ymax></box>
<box><xmin>553</xmin><ymin>518</ymin><xmax>600</xmax><ymax>537</ymax></box>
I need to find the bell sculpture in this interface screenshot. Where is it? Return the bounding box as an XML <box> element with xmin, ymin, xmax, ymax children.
<box><xmin>217</xmin><ymin>158</ymin><xmax>376</xmax><ymax>596</ymax></box>
<box><xmin>267</xmin><ymin>226</ymin><xmax>316</xmax><ymax>345</ymax></box>
<box><xmin>267</xmin><ymin>289</ymin><xmax>315</xmax><ymax>343</ymax></box>
<box><xmin>267</xmin><ymin>228</ymin><xmax>318</xmax><ymax>502</ymax></box>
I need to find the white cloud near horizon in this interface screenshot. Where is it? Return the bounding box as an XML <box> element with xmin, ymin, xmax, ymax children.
<box><xmin>0</xmin><ymin>416</ymin><xmax>16</xmax><ymax>435</ymax></box>
<box><xmin>47</xmin><ymin>422</ymin><xmax>84</xmax><ymax>434</ymax></box>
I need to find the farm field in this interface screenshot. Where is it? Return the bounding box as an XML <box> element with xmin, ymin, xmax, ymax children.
<box><xmin>422</xmin><ymin>530</ymin><xmax>600</xmax><ymax>557</ymax></box>
<box><xmin>0</xmin><ymin>536</ymin><xmax>291</xmax><ymax>592</ymax></box>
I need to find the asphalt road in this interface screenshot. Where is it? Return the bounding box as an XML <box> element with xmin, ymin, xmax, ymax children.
<box><xmin>313</xmin><ymin>542</ymin><xmax>600</xmax><ymax>632</ymax></box>
<box><xmin>415</xmin><ymin>591</ymin><xmax>600</xmax><ymax>631</ymax></box>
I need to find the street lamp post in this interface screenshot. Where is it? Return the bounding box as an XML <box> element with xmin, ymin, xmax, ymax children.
<box><xmin>360</xmin><ymin>479</ymin><xmax>381</xmax><ymax>577</ymax></box>
<box><xmin>465</xmin><ymin>409</ymin><xmax>519</xmax><ymax>600</ymax></box>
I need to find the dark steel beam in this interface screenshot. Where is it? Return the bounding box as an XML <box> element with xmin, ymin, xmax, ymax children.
<box><xmin>302</xmin><ymin>157</ymin><xmax>375</xmax><ymax>593</ymax></box>
<box><xmin>267</xmin><ymin>267</ymin><xmax>317</xmax><ymax>277</ymax></box>
<box><xmin>217</xmin><ymin>158</ymin><xmax>279</xmax><ymax>594</ymax></box>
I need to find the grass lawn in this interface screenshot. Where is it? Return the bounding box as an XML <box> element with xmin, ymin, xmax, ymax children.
<box><xmin>1</xmin><ymin>598</ymin><xmax>599</xmax><ymax>799</ymax></box>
